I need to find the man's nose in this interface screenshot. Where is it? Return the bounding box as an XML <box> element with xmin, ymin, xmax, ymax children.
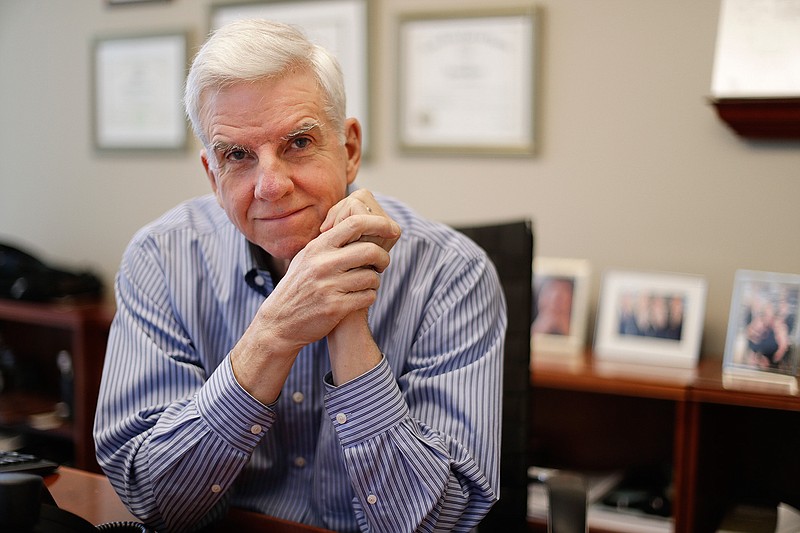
<box><xmin>254</xmin><ymin>157</ymin><xmax>294</xmax><ymax>200</ymax></box>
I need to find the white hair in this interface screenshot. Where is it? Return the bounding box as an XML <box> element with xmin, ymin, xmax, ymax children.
<box><xmin>183</xmin><ymin>19</ymin><xmax>347</xmax><ymax>146</ymax></box>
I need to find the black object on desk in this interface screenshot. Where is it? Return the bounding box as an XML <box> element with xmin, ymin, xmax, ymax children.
<box><xmin>0</xmin><ymin>451</ymin><xmax>59</xmax><ymax>476</ymax></box>
<box><xmin>0</xmin><ymin>471</ymin><xmax>152</xmax><ymax>532</ymax></box>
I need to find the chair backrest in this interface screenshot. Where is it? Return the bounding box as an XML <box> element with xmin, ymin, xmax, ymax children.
<box><xmin>455</xmin><ymin>219</ymin><xmax>533</xmax><ymax>531</ymax></box>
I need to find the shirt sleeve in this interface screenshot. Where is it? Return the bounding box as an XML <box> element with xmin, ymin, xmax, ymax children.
<box><xmin>323</xmin><ymin>251</ymin><xmax>505</xmax><ymax>532</ymax></box>
<box><xmin>93</xmin><ymin>240</ymin><xmax>275</xmax><ymax>533</ymax></box>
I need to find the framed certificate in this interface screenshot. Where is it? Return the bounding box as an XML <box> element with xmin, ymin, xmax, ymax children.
<box><xmin>398</xmin><ymin>8</ymin><xmax>538</xmax><ymax>155</ymax></box>
<box><xmin>92</xmin><ymin>33</ymin><xmax>188</xmax><ymax>151</ymax></box>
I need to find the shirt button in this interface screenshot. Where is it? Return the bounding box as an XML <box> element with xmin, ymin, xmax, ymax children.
<box><xmin>250</xmin><ymin>424</ymin><xmax>262</xmax><ymax>435</ymax></box>
<box><xmin>367</xmin><ymin>494</ymin><xmax>377</xmax><ymax>505</ymax></box>
<box><xmin>294</xmin><ymin>456</ymin><xmax>306</xmax><ymax>468</ymax></box>
<box><xmin>335</xmin><ymin>413</ymin><xmax>347</xmax><ymax>424</ymax></box>
<box><xmin>292</xmin><ymin>391</ymin><xmax>304</xmax><ymax>403</ymax></box>
<box><xmin>211</xmin><ymin>484</ymin><xmax>222</xmax><ymax>493</ymax></box>
<box><xmin>253</xmin><ymin>275</ymin><xmax>265</xmax><ymax>287</ymax></box>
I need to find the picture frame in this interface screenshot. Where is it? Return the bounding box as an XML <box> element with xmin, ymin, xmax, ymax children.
<box><xmin>722</xmin><ymin>269</ymin><xmax>800</xmax><ymax>394</ymax></box>
<box><xmin>397</xmin><ymin>7</ymin><xmax>538</xmax><ymax>155</ymax></box>
<box><xmin>594</xmin><ymin>270</ymin><xmax>707</xmax><ymax>369</ymax></box>
<box><xmin>107</xmin><ymin>0</ymin><xmax>169</xmax><ymax>5</ymax></box>
<box><xmin>210</xmin><ymin>0</ymin><xmax>370</xmax><ymax>154</ymax></box>
<box><xmin>92</xmin><ymin>33</ymin><xmax>188</xmax><ymax>152</ymax></box>
<box><xmin>531</xmin><ymin>257</ymin><xmax>591</xmax><ymax>357</ymax></box>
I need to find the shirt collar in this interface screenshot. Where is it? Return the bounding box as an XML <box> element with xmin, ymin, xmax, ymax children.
<box><xmin>244</xmin><ymin>241</ymin><xmax>276</xmax><ymax>296</ymax></box>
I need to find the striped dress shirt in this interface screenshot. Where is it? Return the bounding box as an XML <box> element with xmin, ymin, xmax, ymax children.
<box><xmin>93</xmin><ymin>190</ymin><xmax>506</xmax><ymax>533</ymax></box>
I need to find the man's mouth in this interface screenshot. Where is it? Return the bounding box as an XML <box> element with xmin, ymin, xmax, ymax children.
<box><xmin>258</xmin><ymin>207</ymin><xmax>305</xmax><ymax>221</ymax></box>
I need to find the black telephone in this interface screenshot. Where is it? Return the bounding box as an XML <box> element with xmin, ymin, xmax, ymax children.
<box><xmin>0</xmin><ymin>472</ymin><xmax>152</xmax><ymax>532</ymax></box>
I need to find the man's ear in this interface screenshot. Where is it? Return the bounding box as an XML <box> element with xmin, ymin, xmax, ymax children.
<box><xmin>200</xmin><ymin>149</ymin><xmax>219</xmax><ymax>195</ymax></box>
<box><xmin>343</xmin><ymin>118</ymin><xmax>362</xmax><ymax>185</ymax></box>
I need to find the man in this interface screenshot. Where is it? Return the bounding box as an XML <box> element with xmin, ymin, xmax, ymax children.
<box><xmin>94</xmin><ymin>19</ymin><xmax>505</xmax><ymax>533</ymax></box>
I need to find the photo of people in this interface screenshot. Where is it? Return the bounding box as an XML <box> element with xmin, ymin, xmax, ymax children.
<box><xmin>530</xmin><ymin>258</ymin><xmax>590</xmax><ymax>356</ymax></box>
<box><xmin>617</xmin><ymin>291</ymin><xmax>686</xmax><ymax>341</ymax></box>
<box><xmin>733</xmin><ymin>280</ymin><xmax>798</xmax><ymax>374</ymax></box>
<box><xmin>595</xmin><ymin>271</ymin><xmax>706</xmax><ymax>368</ymax></box>
<box><xmin>532</xmin><ymin>276</ymin><xmax>574</xmax><ymax>337</ymax></box>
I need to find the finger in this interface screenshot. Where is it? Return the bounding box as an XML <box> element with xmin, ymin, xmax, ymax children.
<box><xmin>335</xmin><ymin>288</ymin><xmax>379</xmax><ymax>315</ymax></box>
<box><xmin>323</xmin><ymin>215</ymin><xmax>401</xmax><ymax>249</ymax></box>
<box><xmin>321</xmin><ymin>194</ymin><xmax>380</xmax><ymax>232</ymax></box>
<box><xmin>337</xmin><ymin>265</ymin><xmax>382</xmax><ymax>293</ymax></box>
<box><xmin>334</xmin><ymin>240</ymin><xmax>391</xmax><ymax>273</ymax></box>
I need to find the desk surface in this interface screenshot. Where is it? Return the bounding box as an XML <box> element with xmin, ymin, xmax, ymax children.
<box><xmin>45</xmin><ymin>466</ymin><xmax>333</xmax><ymax>532</ymax></box>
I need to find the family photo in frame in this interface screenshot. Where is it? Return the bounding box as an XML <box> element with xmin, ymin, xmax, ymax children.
<box><xmin>723</xmin><ymin>270</ymin><xmax>800</xmax><ymax>391</ymax></box>
<box><xmin>530</xmin><ymin>257</ymin><xmax>590</xmax><ymax>357</ymax></box>
<box><xmin>594</xmin><ymin>270</ymin><xmax>707</xmax><ymax>369</ymax></box>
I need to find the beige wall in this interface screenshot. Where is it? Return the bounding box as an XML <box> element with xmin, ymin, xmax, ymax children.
<box><xmin>1</xmin><ymin>0</ymin><xmax>799</xmax><ymax>358</ymax></box>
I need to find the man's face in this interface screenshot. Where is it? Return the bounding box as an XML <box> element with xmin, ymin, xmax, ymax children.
<box><xmin>200</xmin><ymin>70</ymin><xmax>361</xmax><ymax>269</ymax></box>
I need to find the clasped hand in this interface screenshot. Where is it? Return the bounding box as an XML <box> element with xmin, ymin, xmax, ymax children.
<box><xmin>231</xmin><ymin>190</ymin><xmax>401</xmax><ymax>401</ymax></box>
<box><xmin>274</xmin><ymin>189</ymin><xmax>401</xmax><ymax>347</ymax></box>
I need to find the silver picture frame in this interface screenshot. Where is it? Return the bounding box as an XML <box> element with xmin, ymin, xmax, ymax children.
<box><xmin>722</xmin><ymin>269</ymin><xmax>800</xmax><ymax>394</ymax></box>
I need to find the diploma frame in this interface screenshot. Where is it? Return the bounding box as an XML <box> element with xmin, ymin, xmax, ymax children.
<box><xmin>397</xmin><ymin>7</ymin><xmax>538</xmax><ymax>155</ymax></box>
<box><xmin>210</xmin><ymin>0</ymin><xmax>371</xmax><ymax>155</ymax></box>
<box><xmin>92</xmin><ymin>33</ymin><xmax>188</xmax><ymax>152</ymax></box>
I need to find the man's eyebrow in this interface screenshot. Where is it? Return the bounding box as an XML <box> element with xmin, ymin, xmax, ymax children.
<box><xmin>211</xmin><ymin>140</ymin><xmax>248</xmax><ymax>153</ymax></box>
<box><xmin>281</xmin><ymin>121</ymin><xmax>322</xmax><ymax>141</ymax></box>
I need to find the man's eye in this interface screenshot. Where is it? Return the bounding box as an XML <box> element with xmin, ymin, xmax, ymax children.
<box><xmin>227</xmin><ymin>149</ymin><xmax>249</xmax><ymax>161</ymax></box>
<box><xmin>291</xmin><ymin>137</ymin><xmax>312</xmax><ymax>150</ymax></box>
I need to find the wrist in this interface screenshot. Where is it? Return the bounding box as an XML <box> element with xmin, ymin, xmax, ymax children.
<box><xmin>327</xmin><ymin>312</ymin><xmax>381</xmax><ymax>385</ymax></box>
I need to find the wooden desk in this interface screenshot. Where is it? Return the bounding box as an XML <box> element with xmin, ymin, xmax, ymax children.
<box><xmin>45</xmin><ymin>466</ymin><xmax>333</xmax><ymax>532</ymax></box>
<box><xmin>45</xmin><ymin>466</ymin><xmax>137</xmax><ymax>524</ymax></box>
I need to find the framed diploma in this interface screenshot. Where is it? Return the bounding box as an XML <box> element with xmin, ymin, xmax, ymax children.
<box><xmin>92</xmin><ymin>33</ymin><xmax>188</xmax><ymax>151</ymax></box>
<box><xmin>210</xmin><ymin>0</ymin><xmax>370</xmax><ymax>155</ymax></box>
<box><xmin>398</xmin><ymin>8</ymin><xmax>538</xmax><ymax>155</ymax></box>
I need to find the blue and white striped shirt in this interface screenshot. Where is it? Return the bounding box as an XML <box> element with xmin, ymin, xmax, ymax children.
<box><xmin>93</xmin><ymin>191</ymin><xmax>506</xmax><ymax>532</ymax></box>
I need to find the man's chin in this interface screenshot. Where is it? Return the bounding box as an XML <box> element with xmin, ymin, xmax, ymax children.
<box><xmin>255</xmin><ymin>236</ymin><xmax>314</xmax><ymax>266</ymax></box>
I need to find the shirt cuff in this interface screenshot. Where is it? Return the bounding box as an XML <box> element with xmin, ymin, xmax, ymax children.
<box><xmin>195</xmin><ymin>352</ymin><xmax>276</xmax><ymax>452</ymax></box>
<box><xmin>324</xmin><ymin>356</ymin><xmax>409</xmax><ymax>447</ymax></box>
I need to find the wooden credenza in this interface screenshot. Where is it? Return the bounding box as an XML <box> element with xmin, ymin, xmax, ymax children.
<box><xmin>0</xmin><ymin>298</ymin><xmax>113</xmax><ymax>472</ymax></box>
<box><xmin>528</xmin><ymin>352</ymin><xmax>800</xmax><ymax>533</ymax></box>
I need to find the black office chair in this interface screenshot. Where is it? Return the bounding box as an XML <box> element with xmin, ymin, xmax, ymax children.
<box><xmin>455</xmin><ymin>220</ymin><xmax>533</xmax><ymax>531</ymax></box>
<box><xmin>456</xmin><ymin>220</ymin><xmax>587</xmax><ymax>533</ymax></box>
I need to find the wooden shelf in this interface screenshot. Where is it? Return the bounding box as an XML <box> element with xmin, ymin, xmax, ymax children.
<box><xmin>710</xmin><ymin>97</ymin><xmax>800</xmax><ymax>139</ymax></box>
<box><xmin>691</xmin><ymin>362</ymin><xmax>800</xmax><ymax>412</ymax></box>
<box><xmin>0</xmin><ymin>298</ymin><xmax>113</xmax><ymax>472</ymax></box>
<box><xmin>532</xmin><ymin>351</ymin><xmax>693</xmax><ymax>401</ymax></box>
<box><xmin>529</xmin><ymin>351</ymin><xmax>800</xmax><ymax>533</ymax></box>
